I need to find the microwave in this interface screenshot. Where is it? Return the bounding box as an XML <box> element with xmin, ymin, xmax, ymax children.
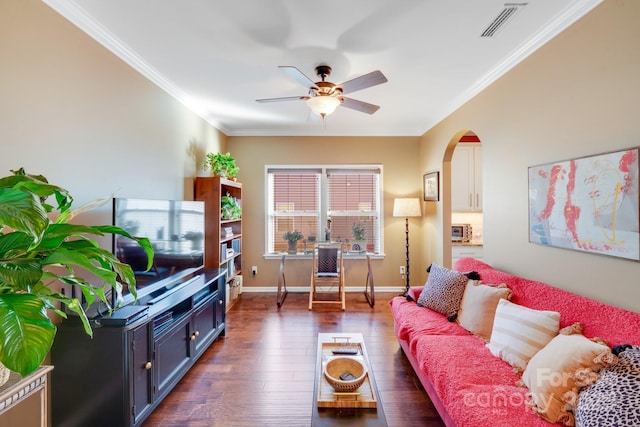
<box><xmin>452</xmin><ymin>224</ymin><xmax>472</xmax><ymax>242</ymax></box>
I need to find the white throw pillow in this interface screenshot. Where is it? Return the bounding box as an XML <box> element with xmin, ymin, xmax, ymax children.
<box><xmin>456</xmin><ymin>281</ymin><xmax>512</xmax><ymax>341</ymax></box>
<box><xmin>486</xmin><ymin>299</ymin><xmax>560</xmax><ymax>372</ymax></box>
<box><xmin>522</xmin><ymin>333</ymin><xmax>615</xmax><ymax>425</ymax></box>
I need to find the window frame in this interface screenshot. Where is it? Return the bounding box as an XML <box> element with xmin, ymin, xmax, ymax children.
<box><xmin>264</xmin><ymin>164</ymin><xmax>385</xmax><ymax>258</ymax></box>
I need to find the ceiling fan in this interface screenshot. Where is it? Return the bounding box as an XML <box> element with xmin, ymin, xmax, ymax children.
<box><xmin>256</xmin><ymin>65</ymin><xmax>388</xmax><ymax>118</ymax></box>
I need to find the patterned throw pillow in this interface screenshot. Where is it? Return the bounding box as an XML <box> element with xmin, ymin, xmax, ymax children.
<box><xmin>486</xmin><ymin>299</ymin><xmax>560</xmax><ymax>372</ymax></box>
<box><xmin>417</xmin><ymin>263</ymin><xmax>469</xmax><ymax>318</ymax></box>
<box><xmin>575</xmin><ymin>346</ymin><xmax>640</xmax><ymax>426</ymax></box>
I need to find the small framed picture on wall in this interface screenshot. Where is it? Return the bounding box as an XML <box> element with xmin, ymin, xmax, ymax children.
<box><xmin>423</xmin><ymin>171</ymin><xmax>439</xmax><ymax>201</ymax></box>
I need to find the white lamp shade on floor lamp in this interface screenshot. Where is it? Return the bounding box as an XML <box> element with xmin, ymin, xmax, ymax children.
<box><xmin>393</xmin><ymin>198</ymin><xmax>422</xmax><ymax>218</ymax></box>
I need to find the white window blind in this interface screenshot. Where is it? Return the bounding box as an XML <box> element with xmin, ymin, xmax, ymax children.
<box><xmin>327</xmin><ymin>169</ymin><xmax>381</xmax><ymax>251</ymax></box>
<box><xmin>267</xmin><ymin>169</ymin><xmax>321</xmax><ymax>253</ymax></box>
<box><xmin>266</xmin><ymin>165</ymin><xmax>382</xmax><ymax>254</ymax></box>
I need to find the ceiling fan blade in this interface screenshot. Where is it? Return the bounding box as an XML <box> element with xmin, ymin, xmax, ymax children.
<box><xmin>279</xmin><ymin>66</ymin><xmax>319</xmax><ymax>90</ymax></box>
<box><xmin>340</xmin><ymin>97</ymin><xmax>381</xmax><ymax>115</ymax></box>
<box><xmin>338</xmin><ymin>70</ymin><xmax>387</xmax><ymax>94</ymax></box>
<box><xmin>256</xmin><ymin>95</ymin><xmax>309</xmax><ymax>103</ymax></box>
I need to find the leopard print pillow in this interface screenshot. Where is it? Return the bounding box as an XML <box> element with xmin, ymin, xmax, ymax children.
<box><xmin>575</xmin><ymin>346</ymin><xmax>640</xmax><ymax>426</ymax></box>
<box><xmin>417</xmin><ymin>263</ymin><xmax>468</xmax><ymax>318</ymax></box>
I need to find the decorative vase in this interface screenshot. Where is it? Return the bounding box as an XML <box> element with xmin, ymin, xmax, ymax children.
<box><xmin>287</xmin><ymin>241</ymin><xmax>298</xmax><ymax>254</ymax></box>
<box><xmin>0</xmin><ymin>362</ymin><xmax>11</xmax><ymax>387</ymax></box>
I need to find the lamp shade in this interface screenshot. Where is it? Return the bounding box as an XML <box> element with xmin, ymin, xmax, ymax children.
<box><xmin>393</xmin><ymin>198</ymin><xmax>422</xmax><ymax>217</ymax></box>
<box><xmin>306</xmin><ymin>95</ymin><xmax>340</xmax><ymax>117</ymax></box>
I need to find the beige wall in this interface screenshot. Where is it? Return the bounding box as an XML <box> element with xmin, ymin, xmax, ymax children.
<box><xmin>420</xmin><ymin>0</ymin><xmax>640</xmax><ymax>312</ymax></box>
<box><xmin>2</xmin><ymin>0</ymin><xmax>638</xmax><ymax>312</ymax></box>
<box><xmin>227</xmin><ymin>136</ymin><xmax>423</xmax><ymax>290</ymax></box>
<box><xmin>1</xmin><ymin>0</ymin><xmax>228</xmax><ymax>423</ymax></box>
<box><xmin>1</xmin><ymin>0</ymin><xmax>226</xmax><ymax>230</ymax></box>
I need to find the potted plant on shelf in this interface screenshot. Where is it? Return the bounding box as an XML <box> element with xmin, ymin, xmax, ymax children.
<box><xmin>221</xmin><ymin>193</ymin><xmax>241</xmax><ymax>220</ymax></box>
<box><xmin>0</xmin><ymin>168</ymin><xmax>154</xmax><ymax>378</ymax></box>
<box><xmin>283</xmin><ymin>230</ymin><xmax>303</xmax><ymax>254</ymax></box>
<box><xmin>351</xmin><ymin>222</ymin><xmax>367</xmax><ymax>252</ymax></box>
<box><xmin>204</xmin><ymin>152</ymin><xmax>239</xmax><ymax>179</ymax></box>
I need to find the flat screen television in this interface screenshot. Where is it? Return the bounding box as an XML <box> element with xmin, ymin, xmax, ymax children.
<box><xmin>112</xmin><ymin>197</ymin><xmax>205</xmax><ymax>306</ymax></box>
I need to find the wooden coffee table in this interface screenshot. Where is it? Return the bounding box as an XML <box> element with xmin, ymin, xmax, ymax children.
<box><xmin>312</xmin><ymin>333</ymin><xmax>387</xmax><ymax>426</ymax></box>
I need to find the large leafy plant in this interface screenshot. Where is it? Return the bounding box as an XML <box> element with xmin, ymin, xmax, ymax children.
<box><xmin>0</xmin><ymin>168</ymin><xmax>154</xmax><ymax>375</ymax></box>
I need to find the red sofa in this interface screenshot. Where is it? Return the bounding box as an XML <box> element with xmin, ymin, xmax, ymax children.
<box><xmin>389</xmin><ymin>257</ymin><xmax>640</xmax><ymax>426</ymax></box>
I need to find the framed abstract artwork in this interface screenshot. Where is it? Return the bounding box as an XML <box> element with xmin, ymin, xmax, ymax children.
<box><xmin>528</xmin><ymin>147</ymin><xmax>639</xmax><ymax>261</ymax></box>
<box><xmin>424</xmin><ymin>171</ymin><xmax>439</xmax><ymax>201</ymax></box>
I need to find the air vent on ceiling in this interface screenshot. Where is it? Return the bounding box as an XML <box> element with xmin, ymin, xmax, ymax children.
<box><xmin>481</xmin><ymin>3</ymin><xmax>528</xmax><ymax>38</ymax></box>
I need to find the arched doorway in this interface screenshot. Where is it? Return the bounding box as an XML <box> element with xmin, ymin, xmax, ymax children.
<box><xmin>443</xmin><ymin>130</ymin><xmax>483</xmax><ymax>268</ymax></box>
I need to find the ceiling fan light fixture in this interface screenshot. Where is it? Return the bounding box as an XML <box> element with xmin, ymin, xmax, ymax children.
<box><xmin>306</xmin><ymin>95</ymin><xmax>340</xmax><ymax>117</ymax></box>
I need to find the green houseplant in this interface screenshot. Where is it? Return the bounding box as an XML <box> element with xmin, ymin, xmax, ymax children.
<box><xmin>351</xmin><ymin>222</ymin><xmax>367</xmax><ymax>252</ymax></box>
<box><xmin>283</xmin><ymin>230</ymin><xmax>303</xmax><ymax>254</ymax></box>
<box><xmin>204</xmin><ymin>152</ymin><xmax>239</xmax><ymax>179</ymax></box>
<box><xmin>351</xmin><ymin>222</ymin><xmax>367</xmax><ymax>241</ymax></box>
<box><xmin>221</xmin><ymin>193</ymin><xmax>241</xmax><ymax>220</ymax></box>
<box><xmin>0</xmin><ymin>168</ymin><xmax>154</xmax><ymax>376</ymax></box>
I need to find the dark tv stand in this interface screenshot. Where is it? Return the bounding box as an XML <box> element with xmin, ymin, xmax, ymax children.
<box><xmin>51</xmin><ymin>268</ymin><xmax>226</xmax><ymax>427</ymax></box>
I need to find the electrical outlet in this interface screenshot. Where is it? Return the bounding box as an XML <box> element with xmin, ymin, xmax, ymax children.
<box><xmin>400</xmin><ymin>266</ymin><xmax>405</xmax><ymax>275</ymax></box>
<box><xmin>252</xmin><ymin>266</ymin><xmax>257</xmax><ymax>275</ymax></box>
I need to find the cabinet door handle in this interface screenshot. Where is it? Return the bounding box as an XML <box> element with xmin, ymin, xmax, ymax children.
<box><xmin>218</xmin><ymin>299</ymin><xmax>223</xmax><ymax>305</ymax></box>
<box><xmin>469</xmin><ymin>194</ymin><xmax>472</xmax><ymax>208</ymax></box>
<box><xmin>145</xmin><ymin>362</ymin><xmax>152</xmax><ymax>370</ymax></box>
<box><xmin>476</xmin><ymin>193</ymin><xmax>479</xmax><ymax>208</ymax></box>
<box><xmin>194</xmin><ymin>330</ymin><xmax>200</xmax><ymax>337</ymax></box>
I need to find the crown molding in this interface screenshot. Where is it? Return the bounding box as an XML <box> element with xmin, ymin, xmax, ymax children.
<box><xmin>44</xmin><ymin>0</ymin><xmax>602</xmax><ymax>138</ymax></box>
<box><xmin>43</xmin><ymin>0</ymin><xmax>226</xmax><ymax>133</ymax></box>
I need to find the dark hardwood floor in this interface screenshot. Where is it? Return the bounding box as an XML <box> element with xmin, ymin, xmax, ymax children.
<box><xmin>142</xmin><ymin>292</ymin><xmax>445</xmax><ymax>427</ymax></box>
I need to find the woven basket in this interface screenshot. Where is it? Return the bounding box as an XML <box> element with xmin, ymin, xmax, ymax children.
<box><xmin>323</xmin><ymin>357</ymin><xmax>367</xmax><ymax>392</ymax></box>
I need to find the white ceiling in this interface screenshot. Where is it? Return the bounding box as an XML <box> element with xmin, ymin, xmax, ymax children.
<box><xmin>44</xmin><ymin>0</ymin><xmax>601</xmax><ymax>137</ymax></box>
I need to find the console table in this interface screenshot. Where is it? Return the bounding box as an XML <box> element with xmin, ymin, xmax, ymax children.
<box><xmin>0</xmin><ymin>365</ymin><xmax>53</xmax><ymax>427</ymax></box>
<box><xmin>276</xmin><ymin>252</ymin><xmax>376</xmax><ymax>308</ymax></box>
<box><xmin>51</xmin><ymin>269</ymin><xmax>226</xmax><ymax>427</ymax></box>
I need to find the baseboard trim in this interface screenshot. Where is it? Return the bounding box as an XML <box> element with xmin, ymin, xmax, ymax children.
<box><xmin>239</xmin><ymin>286</ymin><xmax>404</xmax><ymax>293</ymax></box>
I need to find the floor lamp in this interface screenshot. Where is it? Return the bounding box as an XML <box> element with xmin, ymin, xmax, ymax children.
<box><xmin>393</xmin><ymin>198</ymin><xmax>422</xmax><ymax>296</ymax></box>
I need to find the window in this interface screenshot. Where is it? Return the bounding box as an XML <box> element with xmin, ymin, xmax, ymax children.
<box><xmin>266</xmin><ymin>165</ymin><xmax>383</xmax><ymax>254</ymax></box>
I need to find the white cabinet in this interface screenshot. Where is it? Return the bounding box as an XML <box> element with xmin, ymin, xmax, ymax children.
<box><xmin>452</xmin><ymin>144</ymin><xmax>482</xmax><ymax>211</ymax></box>
<box><xmin>452</xmin><ymin>245</ymin><xmax>483</xmax><ymax>267</ymax></box>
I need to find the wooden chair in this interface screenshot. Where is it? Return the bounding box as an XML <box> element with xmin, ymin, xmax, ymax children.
<box><xmin>309</xmin><ymin>242</ymin><xmax>346</xmax><ymax>310</ymax></box>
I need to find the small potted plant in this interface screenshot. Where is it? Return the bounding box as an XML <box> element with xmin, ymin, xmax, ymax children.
<box><xmin>221</xmin><ymin>193</ymin><xmax>241</xmax><ymax>220</ymax></box>
<box><xmin>351</xmin><ymin>222</ymin><xmax>367</xmax><ymax>252</ymax></box>
<box><xmin>0</xmin><ymin>168</ymin><xmax>154</xmax><ymax>378</ymax></box>
<box><xmin>204</xmin><ymin>152</ymin><xmax>239</xmax><ymax>179</ymax></box>
<box><xmin>283</xmin><ymin>230</ymin><xmax>304</xmax><ymax>254</ymax></box>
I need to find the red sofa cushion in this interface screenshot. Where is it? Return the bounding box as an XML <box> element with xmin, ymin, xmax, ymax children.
<box><xmin>389</xmin><ymin>295</ymin><xmax>470</xmax><ymax>345</ymax></box>
<box><xmin>412</xmin><ymin>334</ymin><xmax>551</xmax><ymax>427</ymax></box>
